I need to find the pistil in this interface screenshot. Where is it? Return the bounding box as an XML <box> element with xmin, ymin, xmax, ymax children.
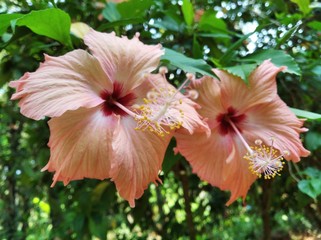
<box><xmin>227</xmin><ymin>118</ymin><xmax>289</xmax><ymax>179</ymax></box>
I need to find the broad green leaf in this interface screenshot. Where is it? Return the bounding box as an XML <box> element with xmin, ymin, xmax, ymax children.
<box><xmin>198</xmin><ymin>10</ymin><xmax>227</xmax><ymax>33</ymax></box>
<box><xmin>223</xmin><ymin>64</ymin><xmax>258</xmax><ymax>84</ymax></box>
<box><xmin>162</xmin><ymin>139</ymin><xmax>181</xmax><ymax>174</ymax></box>
<box><xmin>0</xmin><ymin>13</ymin><xmax>23</xmax><ymax>35</ymax></box>
<box><xmin>298</xmin><ymin>179</ymin><xmax>321</xmax><ymax>199</ymax></box>
<box><xmin>102</xmin><ymin>3</ymin><xmax>121</xmax><ymax>22</ymax></box>
<box><xmin>303</xmin><ymin>167</ymin><xmax>321</xmax><ymax>179</ymax></box>
<box><xmin>117</xmin><ymin>0</ymin><xmax>153</xmax><ymax>19</ymax></box>
<box><xmin>246</xmin><ymin>49</ymin><xmax>301</xmax><ymax>76</ymax></box>
<box><xmin>182</xmin><ymin>0</ymin><xmax>194</xmax><ymax>26</ymax></box>
<box><xmin>290</xmin><ymin>108</ymin><xmax>321</xmax><ymax>120</ymax></box>
<box><xmin>161</xmin><ymin>48</ymin><xmax>216</xmax><ymax>78</ymax></box>
<box><xmin>305</xmin><ymin>132</ymin><xmax>321</xmax><ymax>151</ymax></box>
<box><xmin>291</xmin><ymin>0</ymin><xmax>311</xmax><ymax>15</ymax></box>
<box><xmin>307</xmin><ymin>21</ymin><xmax>321</xmax><ymax>31</ymax></box>
<box><xmin>15</xmin><ymin>9</ymin><xmax>72</xmax><ymax>48</ymax></box>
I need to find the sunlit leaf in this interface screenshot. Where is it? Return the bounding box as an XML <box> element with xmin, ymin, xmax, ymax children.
<box><xmin>117</xmin><ymin>0</ymin><xmax>153</xmax><ymax>19</ymax></box>
<box><xmin>247</xmin><ymin>49</ymin><xmax>301</xmax><ymax>76</ymax></box>
<box><xmin>290</xmin><ymin>108</ymin><xmax>321</xmax><ymax>120</ymax></box>
<box><xmin>291</xmin><ymin>0</ymin><xmax>311</xmax><ymax>15</ymax></box>
<box><xmin>15</xmin><ymin>9</ymin><xmax>72</xmax><ymax>48</ymax></box>
<box><xmin>307</xmin><ymin>21</ymin><xmax>321</xmax><ymax>31</ymax></box>
<box><xmin>182</xmin><ymin>0</ymin><xmax>194</xmax><ymax>26</ymax></box>
<box><xmin>198</xmin><ymin>10</ymin><xmax>227</xmax><ymax>33</ymax></box>
<box><xmin>102</xmin><ymin>2</ymin><xmax>121</xmax><ymax>22</ymax></box>
<box><xmin>223</xmin><ymin>63</ymin><xmax>258</xmax><ymax>84</ymax></box>
<box><xmin>161</xmin><ymin>48</ymin><xmax>216</xmax><ymax>77</ymax></box>
<box><xmin>0</xmin><ymin>13</ymin><xmax>23</xmax><ymax>35</ymax></box>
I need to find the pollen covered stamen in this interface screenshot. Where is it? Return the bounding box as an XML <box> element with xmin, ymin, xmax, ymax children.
<box><xmin>133</xmin><ymin>70</ymin><xmax>192</xmax><ymax>137</ymax></box>
<box><xmin>244</xmin><ymin>138</ymin><xmax>290</xmax><ymax>179</ymax></box>
<box><xmin>134</xmin><ymin>87</ymin><xmax>184</xmax><ymax>137</ymax></box>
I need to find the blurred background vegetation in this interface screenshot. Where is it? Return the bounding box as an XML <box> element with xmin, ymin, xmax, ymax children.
<box><xmin>1</xmin><ymin>0</ymin><xmax>321</xmax><ymax>239</ymax></box>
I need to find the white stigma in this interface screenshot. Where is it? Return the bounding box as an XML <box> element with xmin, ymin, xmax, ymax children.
<box><xmin>244</xmin><ymin>138</ymin><xmax>290</xmax><ymax>179</ymax></box>
<box><xmin>133</xmin><ymin>69</ymin><xmax>192</xmax><ymax>137</ymax></box>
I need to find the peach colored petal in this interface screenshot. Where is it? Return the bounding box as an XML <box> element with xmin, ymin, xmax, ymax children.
<box><xmin>9</xmin><ymin>50</ymin><xmax>112</xmax><ymax>120</ymax></box>
<box><xmin>218</xmin><ymin>60</ymin><xmax>286</xmax><ymax>112</ymax></box>
<box><xmin>84</xmin><ymin>29</ymin><xmax>163</xmax><ymax>94</ymax></box>
<box><xmin>175</xmin><ymin>129</ymin><xmax>257</xmax><ymax>205</ymax></box>
<box><xmin>150</xmin><ymin>73</ymin><xmax>210</xmax><ymax>135</ymax></box>
<box><xmin>110</xmin><ymin>117</ymin><xmax>171</xmax><ymax>207</ymax></box>
<box><xmin>43</xmin><ymin>106</ymin><xmax>117</xmax><ymax>186</ymax></box>
<box><xmin>189</xmin><ymin>76</ymin><xmax>225</xmax><ymax>121</ymax></box>
<box><xmin>242</xmin><ymin>97</ymin><xmax>310</xmax><ymax>162</ymax></box>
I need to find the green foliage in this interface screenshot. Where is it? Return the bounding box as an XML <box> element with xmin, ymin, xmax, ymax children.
<box><xmin>224</xmin><ymin>49</ymin><xmax>301</xmax><ymax>83</ymax></box>
<box><xmin>0</xmin><ymin>9</ymin><xmax>72</xmax><ymax>48</ymax></box>
<box><xmin>290</xmin><ymin>108</ymin><xmax>321</xmax><ymax>120</ymax></box>
<box><xmin>162</xmin><ymin>48</ymin><xmax>216</xmax><ymax>78</ymax></box>
<box><xmin>182</xmin><ymin>0</ymin><xmax>194</xmax><ymax>27</ymax></box>
<box><xmin>1</xmin><ymin>0</ymin><xmax>321</xmax><ymax>239</ymax></box>
<box><xmin>298</xmin><ymin>168</ymin><xmax>321</xmax><ymax>199</ymax></box>
<box><xmin>15</xmin><ymin>9</ymin><xmax>72</xmax><ymax>48</ymax></box>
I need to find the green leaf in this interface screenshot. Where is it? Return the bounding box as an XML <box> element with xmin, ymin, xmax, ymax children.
<box><xmin>182</xmin><ymin>0</ymin><xmax>194</xmax><ymax>26</ymax></box>
<box><xmin>276</xmin><ymin>24</ymin><xmax>301</xmax><ymax>48</ymax></box>
<box><xmin>246</xmin><ymin>49</ymin><xmax>301</xmax><ymax>76</ymax></box>
<box><xmin>192</xmin><ymin>35</ymin><xmax>202</xmax><ymax>59</ymax></box>
<box><xmin>117</xmin><ymin>0</ymin><xmax>153</xmax><ymax>19</ymax></box>
<box><xmin>197</xmin><ymin>32</ymin><xmax>231</xmax><ymax>40</ymax></box>
<box><xmin>290</xmin><ymin>108</ymin><xmax>321</xmax><ymax>120</ymax></box>
<box><xmin>161</xmin><ymin>48</ymin><xmax>216</xmax><ymax>78</ymax></box>
<box><xmin>291</xmin><ymin>0</ymin><xmax>311</xmax><ymax>15</ymax></box>
<box><xmin>303</xmin><ymin>167</ymin><xmax>321</xmax><ymax>179</ymax></box>
<box><xmin>198</xmin><ymin>10</ymin><xmax>227</xmax><ymax>33</ymax></box>
<box><xmin>0</xmin><ymin>13</ymin><xmax>23</xmax><ymax>35</ymax></box>
<box><xmin>97</xmin><ymin>18</ymin><xmax>144</xmax><ymax>31</ymax></box>
<box><xmin>162</xmin><ymin>139</ymin><xmax>181</xmax><ymax>174</ymax></box>
<box><xmin>91</xmin><ymin>182</ymin><xmax>109</xmax><ymax>204</ymax></box>
<box><xmin>305</xmin><ymin>132</ymin><xmax>321</xmax><ymax>151</ymax></box>
<box><xmin>223</xmin><ymin>63</ymin><xmax>258</xmax><ymax>84</ymax></box>
<box><xmin>307</xmin><ymin>21</ymin><xmax>321</xmax><ymax>31</ymax></box>
<box><xmin>298</xmin><ymin>179</ymin><xmax>321</xmax><ymax>199</ymax></box>
<box><xmin>102</xmin><ymin>3</ymin><xmax>121</xmax><ymax>22</ymax></box>
<box><xmin>15</xmin><ymin>9</ymin><xmax>72</xmax><ymax>48</ymax></box>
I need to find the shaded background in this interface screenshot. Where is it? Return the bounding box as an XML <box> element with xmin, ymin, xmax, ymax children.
<box><xmin>1</xmin><ymin>0</ymin><xmax>321</xmax><ymax>239</ymax></box>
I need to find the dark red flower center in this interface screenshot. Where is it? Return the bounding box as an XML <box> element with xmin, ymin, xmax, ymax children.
<box><xmin>100</xmin><ymin>82</ymin><xmax>136</xmax><ymax>116</ymax></box>
<box><xmin>216</xmin><ymin>107</ymin><xmax>246</xmax><ymax>136</ymax></box>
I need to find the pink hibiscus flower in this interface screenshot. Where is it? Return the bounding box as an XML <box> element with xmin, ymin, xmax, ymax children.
<box><xmin>9</xmin><ymin>29</ymin><xmax>208</xmax><ymax>207</ymax></box>
<box><xmin>174</xmin><ymin>60</ymin><xmax>310</xmax><ymax>205</ymax></box>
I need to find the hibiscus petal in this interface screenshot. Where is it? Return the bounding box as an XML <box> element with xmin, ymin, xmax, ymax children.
<box><xmin>242</xmin><ymin>97</ymin><xmax>310</xmax><ymax>162</ymax></box>
<box><xmin>175</xmin><ymin>129</ymin><xmax>257</xmax><ymax>206</ymax></box>
<box><xmin>218</xmin><ymin>60</ymin><xmax>286</xmax><ymax>112</ymax></box>
<box><xmin>189</xmin><ymin>76</ymin><xmax>225</xmax><ymax>126</ymax></box>
<box><xmin>84</xmin><ymin>29</ymin><xmax>164</xmax><ymax>94</ymax></box>
<box><xmin>110</xmin><ymin>117</ymin><xmax>171</xmax><ymax>207</ymax></box>
<box><xmin>10</xmin><ymin>50</ymin><xmax>112</xmax><ymax>120</ymax></box>
<box><xmin>43</xmin><ymin>106</ymin><xmax>117</xmax><ymax>186</ymax></box>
